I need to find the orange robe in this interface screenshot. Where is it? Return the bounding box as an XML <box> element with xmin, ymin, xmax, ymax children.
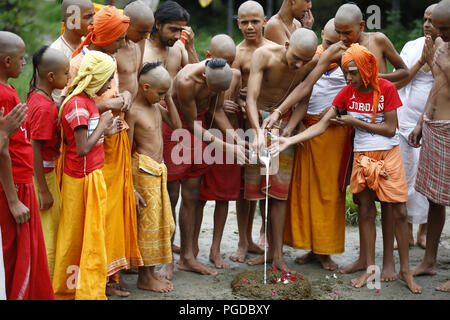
<box><xmin>284</xmin><ymin>115</ymin><xmax>348</xmax><ymax>254</ymax></box>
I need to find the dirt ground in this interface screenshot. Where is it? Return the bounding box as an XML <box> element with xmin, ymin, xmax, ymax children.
<box><xmin>114</xmin><ymin>202</ymin><xmax>450</xmax><ymax>301</ymax></box>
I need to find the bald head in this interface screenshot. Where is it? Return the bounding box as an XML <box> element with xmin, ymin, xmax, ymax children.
<box><xmin>124</xmin><ymin>0</ymin><xmax>154</xmax><ymax>24</ymax></box>
<box><xmin>205</xmin><ymin>58</ymin><xmax>233</xmax><ymax>91</ymax></box>
<box><xmin>426</xmin><ymin>3</ymin><xmax>438</xmax><ymax>13</ymax></box>
<box><xmin>322</xmin><ymin>18</ymin><xmax>340</xmax><ymax>47</ymax></box>
<box><xmin>289</xmin><ymin>28</ymin><xmax>318</xmax><ymax>55</ymax></box>
<box><xmin>208</xmin><ymin>34</ymin><xmax>236</xmax><ymax>64</ymax></box>
<box><xmin>433</xmin><ymin>0</ymin><xmax>450</xmax><ymax>21</ymax></box>
<box><xmin>0</xmin><ymin>31</ymin><xmax>25</xmax><ymax>59</ymax></box>
<box><xmin>335</xmin><ymin>3</ymin><xmax>363</xmax><ymax>25</ymax></box>
<box><xmin>139</xmin><ymin>62</ymin><xmax>171</xmax><ymax>89</ymax></box>
<box><xmin>61</xmin><ymin>0</ymin><xmax>93</xmax><ymax>20</ymax></box>
<box><xmin>238</xmin><ymin>0</ymin><xmax>265</xmax><ymax>18</ymax></box>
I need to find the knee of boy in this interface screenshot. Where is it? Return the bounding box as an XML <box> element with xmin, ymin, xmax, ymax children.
<box><xmin>394</xmin><ymin>204</ymin><xmax>408</xmax><ymax>222</ymax></box>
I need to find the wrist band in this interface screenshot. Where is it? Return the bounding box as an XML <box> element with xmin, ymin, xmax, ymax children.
<box><xmin>274</xmin><ymin>108</ymin><xmax>283</xmax><ymax>117</ymax></box>
<box><xmin>303</xmin><ymin>26</ymin><xmax>312</xmax><ymax>30</ymax></box>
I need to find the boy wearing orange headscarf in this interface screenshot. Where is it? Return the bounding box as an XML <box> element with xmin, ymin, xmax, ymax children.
<box><xmin>272</xmin><ymin>44</ymin><xmax>422</xmax><ymax>294</ymax></box>
<box><xmin>62</xmin><ymin>5</ymin><xmax>143</xmax><ymax>297</ymax></box>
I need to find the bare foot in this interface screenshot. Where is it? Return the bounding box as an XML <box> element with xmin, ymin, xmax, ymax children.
<box><xmin>106</xmin><ymin>282</ymin><xmax>130</xmax><ymax>297</ymax></box>
<box><xmin>156</xmin><ymin>261</ymin><xmax>174</xmax><ymax>281</ymax></box>
<box><xmin>246</xmin><ymin>254</ymin><xmax>273</xmax><ymax>266</ymax></box>
<box><xmin>317</xmin><ymin>255</ymin><xmax>338</xmax><ymax>271</ymax></box>
<box><xmin>178</xmin><ymin>257</ymin><xmax>218</xmax><ymax>276</ymax></box>
<box><xmin>436</xmin><ymin>280</ymin><xmax>450</xmax><ymax>292</ymax></box>
<box><xmin>258</xmin><ymin>232</ymin><xmax>267</xmax><ymax>249</ymax></box>
<box><xmin>416</xmin><ymin>234</ymin><xmax>426</xmax><ymax>249</ymax></box>
<box><xmin>398</xmin><ymin>270</ymin><xmax>422</xmax><ymax>294</ymax></box>
<box><xmin>230</xmin><ymin>246</ymin><xmax>248</xmax><ymax>263</ymax></box>
<box><xmin>412</xmin><ymin>261</ymin><xmax>437</xmax><ymax>276</ymax></box>
<box><xmin>381</xmin><ymin>264</ymin><xmax>397</xmax><ymax>282</ymax></box>
<box><xmin>137</xmin><ymin>272</ymin><xmax>173</xmax><ymax>293</ymax></box>
<box><xmin>338</xmin><ymin>258</ymin><xmax>366</xmax><ymax>274</ymax></box>
<box><xmin>172</xmin><ymin>244</ymin><xmax>180</xmax><ymax>254</ymax></box>
<box><xmin>272</xmin><ymin>258</ymin><xmax>296</xmax><ymax>274</ymax></box>
<box><xmin>248</xmin><ymin>242</ymin><xmax>264</xmax><ymax>254</ymax></box>
<box><xmin>122</xmin><ymin>266</ymin><xmax>138</xmax><ymax>274</ymax></box>
<box><xmin>350</xmin><ymin>272</ymin><xmax>372</xmax><ymax>288</ymax></box>
<box><xmin>295</xmin><ymin>251</ymin><xmax>316</xmax><ymax>265</ymax></box>
<box><xmin>210</xmin><ymin>251</ymin><xmax>230</xmax><ymax>269</ymax></box>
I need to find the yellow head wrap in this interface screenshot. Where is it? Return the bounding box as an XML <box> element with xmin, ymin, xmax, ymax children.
<box><xmin>59</xmin><ymin>50</ymin><xmax>116</xmax><ymax>120</ymax></box>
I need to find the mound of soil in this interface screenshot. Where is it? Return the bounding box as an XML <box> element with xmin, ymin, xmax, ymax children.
<box><xmin>231</xmin><ymin>269</ymin><xmax>312</xmax><ymax>300</ymax></box>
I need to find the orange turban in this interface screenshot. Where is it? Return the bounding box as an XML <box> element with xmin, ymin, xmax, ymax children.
<box><xmin>341</xmin><ymin>43</ymin><xmax>380</xmax><ymax>124</ymax></box>
<box><xmin>316</xmin><ymin>44</ymin><xmax>339</xmax><ymax>72</ymax></box>
<box><xmin>72</xmin><ymin>5</ymin><xmax>130</xmax><ymax>58</ymax></box>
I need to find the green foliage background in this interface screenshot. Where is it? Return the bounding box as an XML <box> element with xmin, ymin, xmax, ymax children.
<box><xmin>0</xmin><ymin>0</ymin><xmax>426</xmax><ymax>223</ymax></box>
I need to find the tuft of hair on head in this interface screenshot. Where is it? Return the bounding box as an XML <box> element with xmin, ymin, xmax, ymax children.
<box><xmin>28</xmin><ymin>46</ymin><xmax>68</xmax><ymax>97</ymax></box>
<box><xmin>124</xmin><ymin>0</ymin><xmax>154</xmax><ymax>22</ymax></box>
<box><xmin>237</xmin><ymin>0</ymin><xmax>265</xmax><ymax>18</ymax></box>
<box><xmin>335</xmin><ymin>2</ymin><xmax>364</xmax><ymax>25</ymax></box>
<box><xmin>139</xmin><ymin>61</ymin><xmax>163</xmax><ymax>78</ymax></box>
<box><xmin>205</xmin><ymin>57</ymin><xmax>228</xmax><ymax>69</ymax></box>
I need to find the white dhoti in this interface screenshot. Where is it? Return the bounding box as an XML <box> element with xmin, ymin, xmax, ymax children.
<box><xmin>397</xmin><ymin>36</ymin><xmax>433</xmax><ymax>225</ymax></box>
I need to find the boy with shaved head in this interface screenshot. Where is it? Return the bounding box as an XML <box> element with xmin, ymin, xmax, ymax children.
<box><xmin>245</xmin><ymin>28</ymin><xmax>318</xmax><ymax>272</ymax></box>
<box><xmin>50</xmin><ymin>0</ymin><xmax>95</xmax><ymax>105</ymax></box>
<box><xmin>0</xmin><ymin>31</ymin><xmax>54</xmax><ymax>299</ymax></box>
<box><xmin>27</xmin><ymin>46</ymin><xmax>70</xmax><ymax>280</ymax></box>
<box><xmin>118</xmin><ymin>0</ymin><xmax>155</xmax><ymax>100</ymax></box>
<box><xmin>171</xmin><ymin>58</ymin><xmax>245</xmax><ymax>276</ymax></box>
<box><xmin>229</xmin><ymin>0</ymin><xmax>273</xmax><ymax>264</ymax></box>
<box><xmin>284</xmin><ymin>18</ymin><xmax>348</xmax><ymax>271</ymax></box>
<box><xmin>409</xmin><ymin>0</ymin><xmax>450</xmax><ymax>293</ymax></box>
<box><xmin>264</xmin><ymin>0</ymin><xmax>314</xmax><ymax>45</ymax></box>
<box><xmin>193</xmin><ymin>34</ymin><xmax>242</xmax><ymax>270</ymax></box>
<box><xmin>264</xmin><ymin>2</ymin><xmax>410</xmax><ymax>278</ymax></box>
<box><xmin>395</xmin><ymin>3</ymin><xmax>439</xmax><ymax>250</ymax></box>
<box><xmin>126</xmin><ymin>62</ymin><xmax>181</xmax><ymax>293</ymax></box>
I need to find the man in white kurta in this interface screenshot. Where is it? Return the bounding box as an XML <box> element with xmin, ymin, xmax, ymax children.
<box><xmin>396</xmin><ymin>4</ymin><xmax>437</xmax><ymax>248</ymax></box>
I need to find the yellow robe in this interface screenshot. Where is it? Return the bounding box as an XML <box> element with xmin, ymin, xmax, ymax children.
<box><xmin>33</xmin><ymin>170</ymin><xmax>61</xmax><ymax>280</ymax></box>
<box><xmin>132</xmin><ymin>152</ymin><xmax>175</xmax><ymax>266</ymax></box>
<box><xmin>53</xmin><ymin>170</ymin><xmax>108</xmax><ymax>300</ymax></box>
<box><xmin>284</xmin><ymin>115</ymin><xmax>347</xmax><ymax>255</ymax></box>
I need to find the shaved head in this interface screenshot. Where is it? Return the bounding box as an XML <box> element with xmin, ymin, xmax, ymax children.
<box><xmin>37</xmin><ymin>48</ymin><xmax>69</xmax><ymax>77</ymax></box>
<box><xmin>208</xmin><ymin>34</ymin><xmax>236</xmax><ymax>63</ymax></box>
<box><xmin>335</xmin><ymin>3</ymin><xmax>363</xmax><ymax>25</ymax></box>
<box><xmin>426</xmin><ymin>3</ymin><xmax>438</xmax><ymax>13</ymax></box>
<box><xmin>139</xmin><ymin>62</ymin><xmax>171</xmax><ymax>89</ymax></box>
<box><xmin>61</xmin><ymin>0</ymin><xmax>93</xmax><ymax>20</ymax></box>
<box><xmin>238</xmin><ymin>0</ymin><xmax>265</xmax><ymax>18</ymax></box>
<box><xmin>322</xmin><ymin>18</ymin><xmax>340</xmax><ymax>48</ymax></box>
<box><xmin>205</xmin><ymin>58</ymin><xmax>233</xmax><ymax>91</ymax></box>
<box><xmin>289</xmin><ymin>28</ymin><xmax>318</xmax><ymax>54</ymax></box>
<box><xmin>433</xmin><ymin>0</ymin><xmax>450</xmax><ymax>21</ymax></box>
<box><xmin>124</xmin><ymin>0</ymin><xmax>154</xmax><ymax>23</ymax></box>
<box><xmin>0</xmin><ymin>31</ymin><xmax>25</xmax><ymax>59</ymax></box>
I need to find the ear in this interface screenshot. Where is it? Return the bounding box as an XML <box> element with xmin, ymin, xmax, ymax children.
<box><xmin>205</xmin><ymin>51</ymin><xmax>211</xmax><ymax>59</ymax></box>
<box><xmin>359</xmin><ymin>20</ymin><xmax>366</xmax><ymax>31</ymax></box>
<box><xmin>155</xmin><ymin>21</ymin><xmax>162</xmax><ymax>31</ymax></box>
<box><xmin>285</xmin><ymin>41</ymin><xmax>290</xmax><ymax>50</ymax></box>
<box><xmin>263</xmin><ymin>16</ymin><xmax>268</xmax><ymax>26</ymax></box>
<box><xmin>143</xmin><ymin>83</ymin><xmax>151</xmax><ymax>92</ymax></box>
<box><xmin>3</xmin><ymin>56</ymin><xmax>12</xmax><ymax>68</ymax></box>
<box><xmin>47</xmin><ymin>72</ymin><xmax>55</xmax><ymax>83</ymax></box>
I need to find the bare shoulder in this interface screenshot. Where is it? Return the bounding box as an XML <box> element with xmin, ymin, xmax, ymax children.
<box><xmin>293</xmin><ymin>18</ymin><xmax>302</xmax><ymax>29</ymax></box>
